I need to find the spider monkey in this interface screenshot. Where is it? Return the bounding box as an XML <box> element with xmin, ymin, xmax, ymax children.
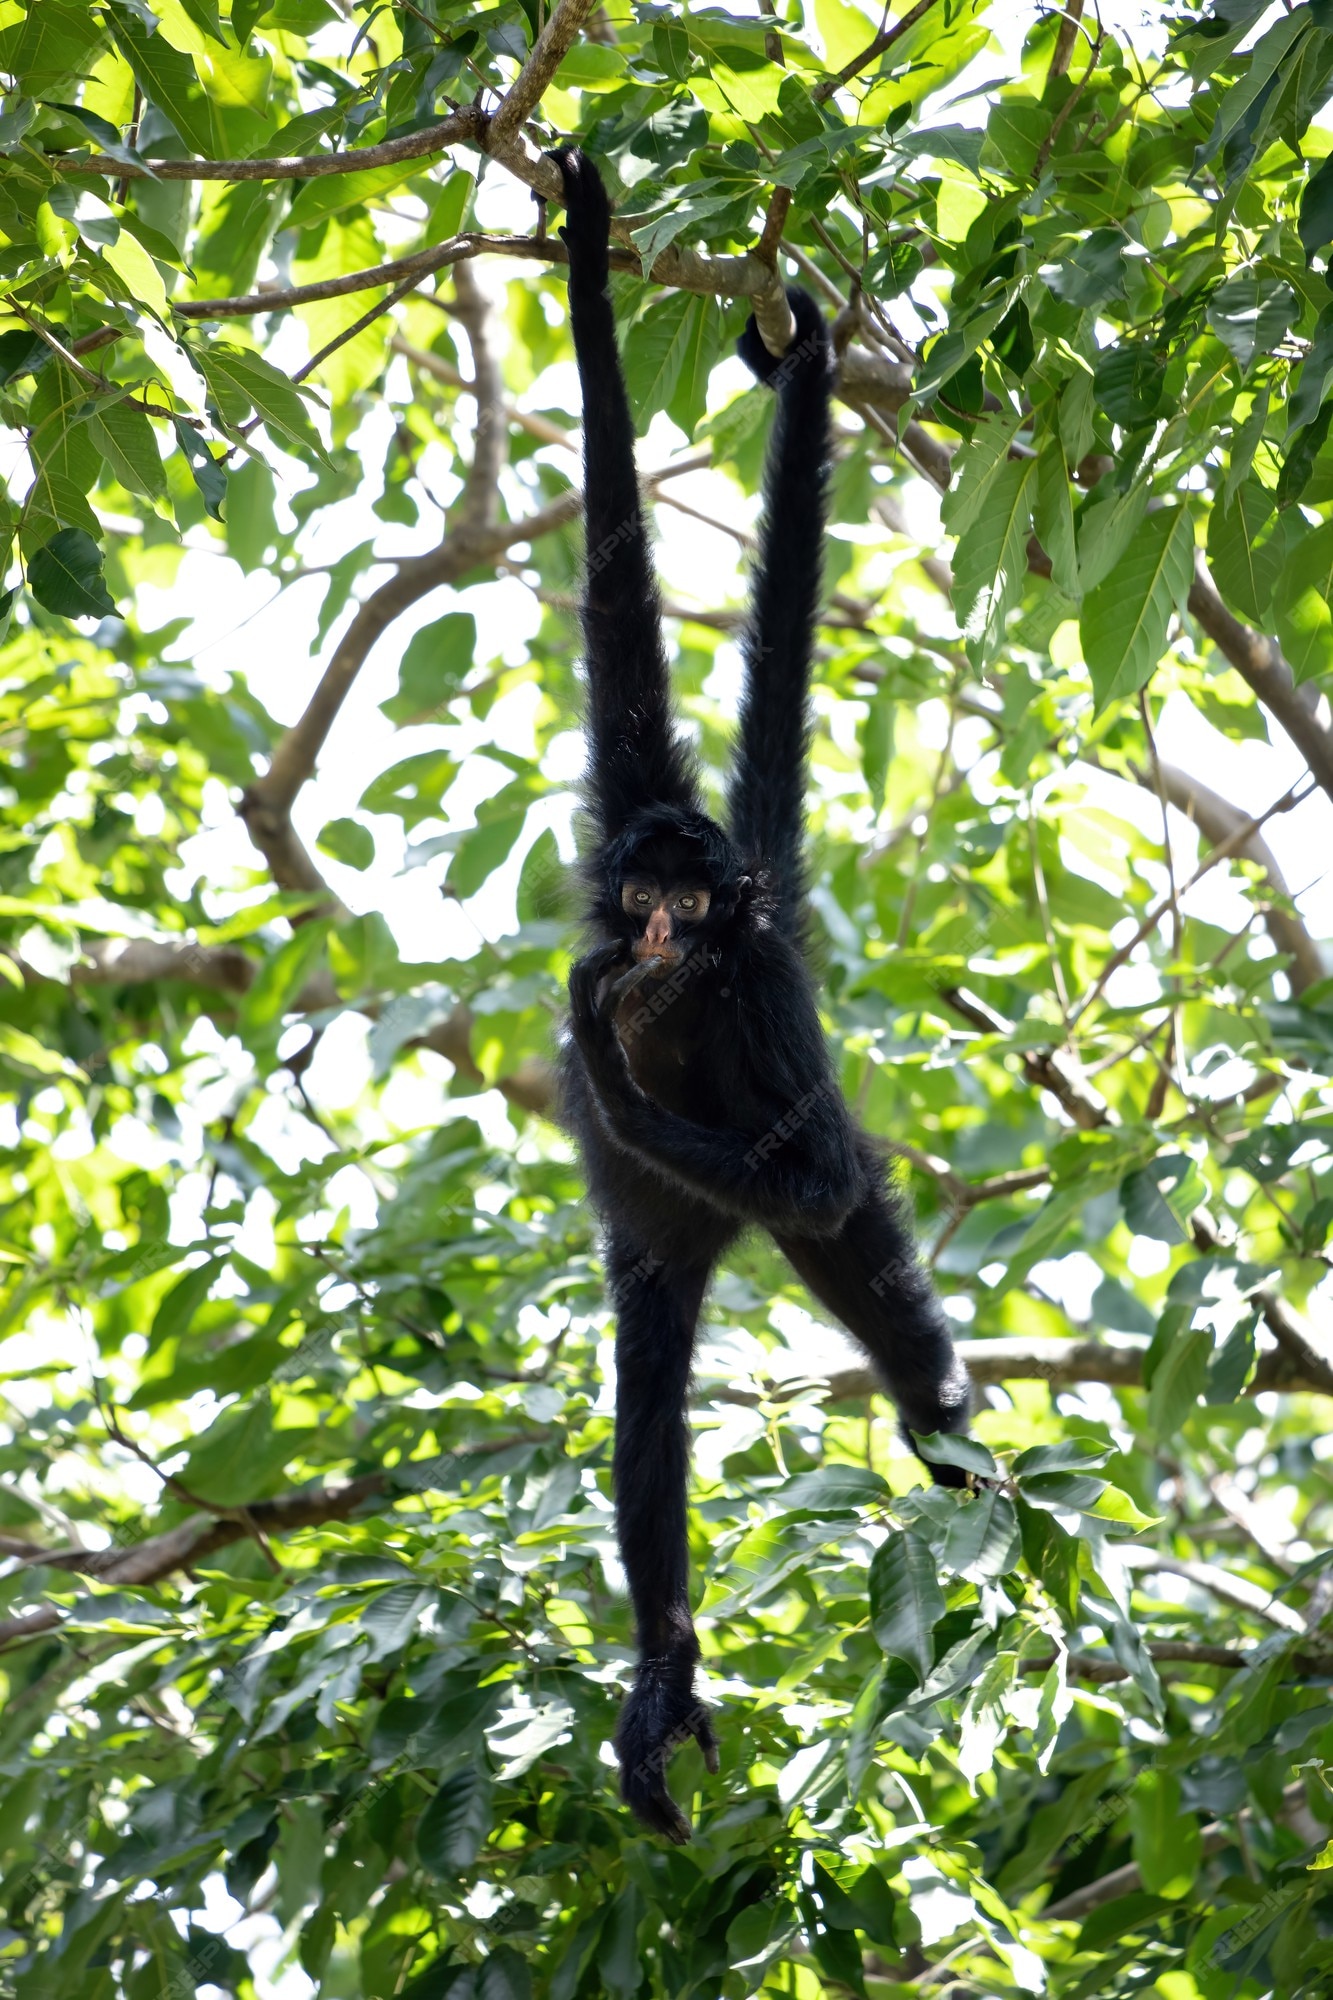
<box><xmin>550</xmin><ymin>149</ymin><xmax>973</xmax><ymax>1844</ymax></box>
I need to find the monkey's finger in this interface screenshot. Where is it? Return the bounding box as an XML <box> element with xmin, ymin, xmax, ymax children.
<box><xmin>693</xmin><ymin>1711</ymin><xmax>721</xmax><ymax>1775</ymax></box>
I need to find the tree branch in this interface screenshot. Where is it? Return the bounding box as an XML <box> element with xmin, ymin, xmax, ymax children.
<box><xmin>449</xmin><ymin>261</ymin><xmax>506</xmax><ymax>533</ymax></box>
<box><xmin>812</xmin><ymin>0</ymin><xmax>945</xmax><ymax>102</ymax></box>
<box><xmin>0</xmin><ymin>1442</ymin><xmax>549</xmax><ymax>1652</ymax></box>
<box><xmin>1049</xmin><ymin>0</ymin><xmax>1086</xmax><ymax>80</ymax></box>
<box><xmin>0</xmin><ymin>1473</ymin><xmax>387</xmax><ymax>1651</ymax></box>
<box><xmin>1141</xmin><ymin>758</ymin><xmax>1324</xmax><ymax>994</ymax></box>
<box><xmin>392</xmin><ymin>334</ymin><xmax>576</xmax><ymax>450</ymax></box>
<box><xmin>1024</xmin><ymin>1640</ymin><xmax>1250</xmax><ymax>1682</ymax></box>
<box><xmin>238</xmin><ymin>483</ymin><xmax>584</xmax><ymax>875</ymax></box>
<box><xmin>1065</xmin><ymin>773</ymin><xmax>1317</xmax><ymax>1030</ymax></box>
<box><xmin>25</xmin><ymin>106</ymin><xmax>486</xmax><ymax>181</ymax></box>
<box><xmin>776</xmin><ymin>1333</ymin><xmax>1333</xmax><ymax>1402</ymax></box>
<box><xmin>1122</xmin><ymin>1549</ymin><xmax>1306</xmax><ymax>1634</ymax></box>
<box><xmin>1042</xmin><ymin>1781</ymin><xmax>1314</xmax><ymax>1923</ymax></box>
<box><xmin>1187</xmin><ymin>552</ymin><xmax>1333</xmax><ymax>809</ymax></box>
<box><xmin>487</xmin><ymin>0</ymin><xmax>599</xmax><ymax>151</ymax></box>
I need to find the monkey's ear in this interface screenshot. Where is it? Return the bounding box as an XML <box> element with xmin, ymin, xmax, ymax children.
<box><xmin>737</xmin><ymin>285</ymin><xmax>829</xmax><ymax>388</ymax></box>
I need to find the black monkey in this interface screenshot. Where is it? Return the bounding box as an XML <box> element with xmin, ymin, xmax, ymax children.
<box><xmin>550</xmin><ymin>149</ymin><xmax>972</xmax><ymax>1843</ymax></box>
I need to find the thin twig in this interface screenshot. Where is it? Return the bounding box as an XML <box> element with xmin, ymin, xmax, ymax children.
<box><xmin>812</xmin><ymin>0</ymin><xmax>945</xmax><ymax>101</ymax></box>
<box><xmin>28</xmin><ymin>106</ymin><xmax>486</xmax><ymax>181</ymax></box>
<box><xmin>1066</xmin><ymin>775</ymin><xmax>1318</xmax><ymax>1029</ymax></box>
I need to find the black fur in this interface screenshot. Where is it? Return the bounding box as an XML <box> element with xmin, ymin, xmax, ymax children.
<box><xmin>549</xmin><ymin>149</ymin><xmax>972</xmax><ymax>1844</ymax></box>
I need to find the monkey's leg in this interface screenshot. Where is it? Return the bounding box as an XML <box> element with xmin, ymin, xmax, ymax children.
<box><xmin>773</xmin><ymin>1179</ymin><xmax>973</xmax><ymax>1486</ymax></box>
<box><xmin>606</xmin><ymin>1233</ymin><xmax>721</xmax><ymax>1843</ymax></box>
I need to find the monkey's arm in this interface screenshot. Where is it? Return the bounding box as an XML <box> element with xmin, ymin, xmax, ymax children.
<box><xmin>569</xmin><ymin>945</ymin><xmax>862</xmax><ymax>1234</ymax></box>
<box><xmin>551</xmin><ymin>149</ymin><xmax>700</xmax><ymax>841</ymax></box>
<box><xmin>726</xmin><ymin>287</ymin><xmax>833</xmax><ymax>923</ymax></box>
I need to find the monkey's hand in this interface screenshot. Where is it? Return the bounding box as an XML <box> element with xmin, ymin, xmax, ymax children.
<box><xmin>737</xmin><ymin>284</ymin><xmax>829</xmax><ymax>390</ymax></box>
<box><xmin>546</xmin><ymin>146</ymin><xmax>612</xmax><ymax>289</ymax></box>
<box><xmin>568</xmin><ymin>941</ymin><xmax>635</xmax><ymax>1083</ymax></box>
<box><xmin>615</xmin><ymin>1655</ymin><xmax>720</xmax><ymax>1844</ymax></box>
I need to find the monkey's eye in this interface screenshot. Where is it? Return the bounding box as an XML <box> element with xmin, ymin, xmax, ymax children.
<box><xmin>678</xmin><ymin>895</ymin><xmax>697</xmax><ymax>911</ymax></box>
<box><xmin>633</xmin><ymin>890</ymin><xmax>651</xmax><ymax>905</ymax></box>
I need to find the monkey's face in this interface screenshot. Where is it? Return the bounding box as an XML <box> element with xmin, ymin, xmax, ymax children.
<box><xmin>619</xmin><ymin>878</ymin><xmax>712</xmax><ymax>969</ymax></box>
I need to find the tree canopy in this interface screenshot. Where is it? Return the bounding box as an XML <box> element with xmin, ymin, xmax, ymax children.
<box><xmin>4</xmin><ymin>0</ymin><xmax>1333</xmax><ymax>1995</ymax></box>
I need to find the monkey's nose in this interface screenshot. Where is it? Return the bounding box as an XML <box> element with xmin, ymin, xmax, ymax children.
<box><xmin>632</xmin><ymin>908</ymin><xmax>680</xmax><ymax>967</ymax></box>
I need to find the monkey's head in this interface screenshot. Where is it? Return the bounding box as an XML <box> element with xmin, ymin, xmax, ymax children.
<box><xmin>599</xmin><ymin>806</ymin><xmax>749</xmax><ymax>975</ymax></box>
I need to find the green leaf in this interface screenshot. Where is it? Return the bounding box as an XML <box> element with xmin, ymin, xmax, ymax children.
<box><xmin>652</xmin><ymin>18</ymin><xmax>691</xmax><ymax>78</ymax></box>
<box><xmin>27</xmin><ymin>527</ymin><xmax>115</xmax><ymax>619</ymax></box>
<box><xmin>1076</xmin><ymin>480</ymin><xmax>1148</xmax><ymax>593</ymax></box>
<box><xmin>90</xmin><ymin>400</ymin><xmax>167</xmax><ymax>501</ymax></box>
<box><xmin>1034</xmin><ymin>437</ymin><xmax>1079</xmax><ymax>597</ymax></box>
<box><xmin>1081</xmin><ymin>507</ymin><xmax>1194</xmax><ymax>712</ymax></box>
<box><xmin>951</xmin><ymin>456</ymin><xmax>1035</xmax><ymax>668</ymax></box>
<box><xmin>417</xmin><ymin>1763</ymin><xmax>490</xmax><ymax>1874</ymax></box>
<box><xmin>1046</xmin><ymin>228</ymin><xmax>1127</xmax><ymax>310</ymax></box>
<box><xmin>0</xmin><ymin>1022</ymin><xmax>87</xmax><ymax>1081</ymax></box>
<box><xmin>149</xmin><ymin>1257</ymin><xmax>221</xmax><ymax>1349</ymax></box>
<box><xmin>316</xmin><ymin>818</ymin><xmax>374</xmax><ymax>871</ymax></box>
<box><xmin>868</xmin><ymin>1528</ymin><xmax>945</xmax><ymax>1684</ymax></box>
<box><xmin>1273</xmin><ymin>517</ymin><xmax>1333</xmax><ymax>682</ymax></box>
<box><xmin>240</xmin><ymin>919</ymin><xmax>332</xmax><ymax>1030</ymax></box>
<box><xmin>1288</xmin><ymin>302</ymin><xmax>1333</xmax><ymax>429</ymax></box>
<box><xmin>173</xmin><ymin>417</ymin><xmax>227</xmax><ymax>520</ymax></box>
<box><xmin>101</xmin><ymin>227</ymin><xmax>170</xmax><ymax>322</ymax></box>
<box><xmin>1223</xmin><ymin>386</ymin><xmax>1270</xmax><ymax>507</ymax></box>
<box><xmin>597</xmin><ymin>1889</ymin><xmax>641</xmax><ymax>1999</ymax></box>
<box><xmin>939</xmin><ymin>408</ymin><xmax>1022</xmax><ymax>539</ymax></box>
<box><xmin>1208</xmin><ymin>476</ymin><xmax>1278</xmax><ymax>622</ymax></box>
<box><xmin>1012</xmin><ymin>1440</ymin><xmax>1113</xmax><ymax>1475</ymax></box>
<box><xmin>196</xmin><ymin>343</ymin><xmax>332</xmax><ymax>466</ymax></box>
<box><xmin>6</xmin><ymin>0</ymin><xmax>105</xmax><ymax>96</ymax></box>
<box><xmin>940</xmin><ymin>1487</ymin><xmax>1020</xmax><ymax>1580</ymax></box>
<box><xmin>858</xmin><ymin>684</ymin><xmax>894</xmax><ymax>813</ymax></box>
<box><xmin>621</xmin><ymin>292</ymin><xmax>695</xmax><ymax>430</ymax></box>
<box><xmin>627</xmin><ymin>188</ymin><xmax>737</xmax><ymax>277</ymax></box>
<box><xmin>914</xmin><ymin>1432</ymin><xmax>998</xmax><ymax>1479</ymax></box>
<box><xmin>1121</xmin><ymin>1152</ymin><xmax>1207</xmax><ymax>1243</ymax></box>
<box><xmin>1017</xmin><ymin>1471</ymin><xmax>1109</xmax><ymax>1512</ymax></box>
<box><xmin>1206</xmin><ymin>271</ymin><xmax>1297</xmax><ymax>368</ymax></box>
<box><xmin>360</xmin><ymin>750</ymin><xmax>457</xmax><ymax>827</ymax></box>
<box><xmin>285</xmin><ymin>160</ymin><xmax>422</xmax><ymax>233</ymax></box>
<box><xmin>1128</xmin><ymin>1770</ymin><xmax>1202</xmax><ymax>1898</ymax></box>
<box><xmin>107</xmin><ymin>4</ymin><xmax>217</xmax><ymax>155</ymax></box>
<box><xmin>225</xmin><ymin>452</ymin><xmax>276</xmax><ymax>567</ymax></box>
<box><xmin>1093</xmin><ymin>341</ymin><xmax>1167</xmax><ymax>426</ymax></box>
<box><xmin>478</xmin><ymin>1948</ymin><xmax>530</xmax><ymax>2000</ymax></box>
<box><xmin>1301</xmin><ymin>150</ymin><xmax>1333</xmax><ymax>257</ymax></box>
<box><xmin>666</xmin><ymin>295</ymin><xmax>721</xmax><ymax>440</ymax></box>
<box><xmin>443</xmin><ymin>775</ymin><xmax>544</xmax><ymax>900</ymax></box>
<box><xmin>1147</xmin><ymin>1323</ymin><xmax>1212</xmax><ymax>1439</ymax></box>
<box><xmin>381</xmin><ymin>613</ymin><xmax>477</xmax><ymax>725</ymax></box>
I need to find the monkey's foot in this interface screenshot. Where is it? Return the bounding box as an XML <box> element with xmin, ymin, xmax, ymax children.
<box><xmin>615</xmin><ymin>1657</ymin><xmax>720</xmax><ymax>1844</ymax></box>
<box><xmin>546</xmin><ymin>145</ymin><xmax>612</xmax><ymax>282</ymax></box>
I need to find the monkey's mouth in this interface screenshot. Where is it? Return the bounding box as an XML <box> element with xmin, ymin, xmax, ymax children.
<box><xmin>631</xmin><ymin>939</ymin><xmax>683</xmax><ymax>971</ymax></box>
